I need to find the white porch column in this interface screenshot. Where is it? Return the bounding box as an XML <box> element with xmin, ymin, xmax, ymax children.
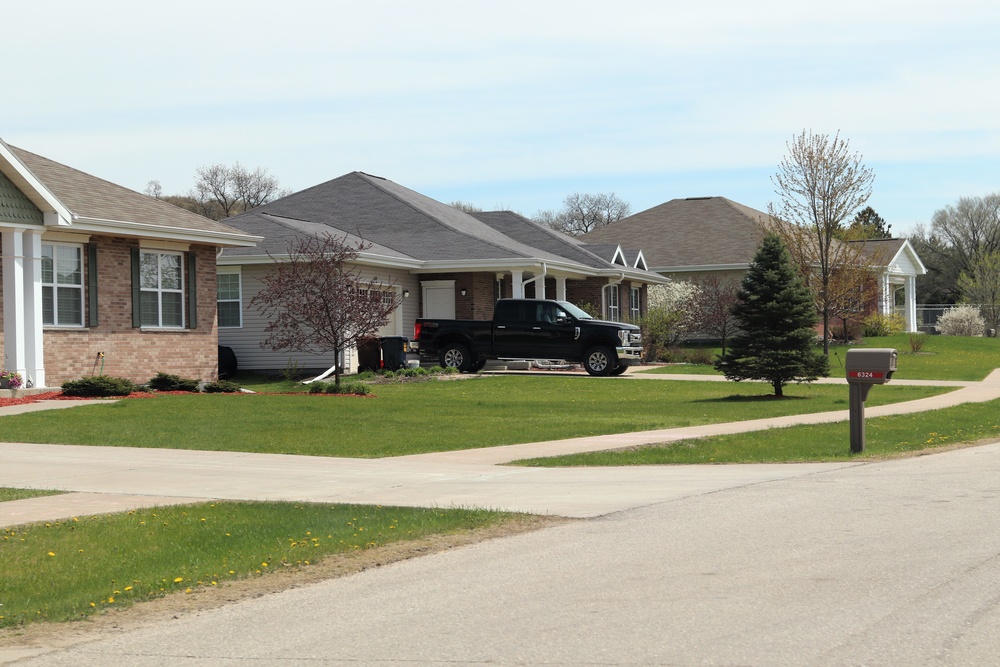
<box><xmin>555</xmin><ymin>277</ymin><xmax>567</xmax><ymax>301</ymax></box>
<box><xmin>511</xmin><ymin>270</ymin><xmax>524</xmax><ymax>299</ymax></box>
<box><xmin>880</xmin><ymin>273</ymin><xmax>892</xmax><ymax>315</ymax></box>
<box><xmin>2</xmin><ymin>229</ymin><xmax>27</xmax><ymax>378</ymax></box>
<box><xmin>905</xmin><ymin>275</ymin><xmax>918</xmax><ymax>332</ymax></box>
<box><xmin>536</xmin><ymin>274</ymin><xmax>545</xmax><ymax>299</ymax></box>
<box><xmin>23</xmin><ymin>230</ymin><xmax>45</xmax><ymax>387</ymax></box>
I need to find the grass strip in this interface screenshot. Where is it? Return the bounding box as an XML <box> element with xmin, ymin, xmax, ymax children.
<box><xmin>0</xmin><ymin>501</ymin><xmax>524</xmax><ymax>629</ymax></box>
<box><xmin>512</xmin><ymin>397</ymin><xmax>1000</xmax><ymax>466</ymax></box>
<box><xmin>640</xmin><ymin>335</ymin><xmax>1000</xmax><ymax>381</ymax></box>
<box><xmin>0</xmin><ymin>489</ymin><xmax>66</xmax><ymax>503</ymax></box>
<box><xmin>0</xmin><ymin>378</ymin><xmax>948</xmax><ymax>458</ymax></box>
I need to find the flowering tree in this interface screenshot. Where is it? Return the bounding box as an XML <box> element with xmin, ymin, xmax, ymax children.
<box><xmin>691</xmin><ymin>275</ymin><xmax>740</xmax><ymax>355</ymax></box>
<box><xmin>641</xmin><ymin>282</ymin><xmax>701</xmax><ymax>360</ymax></box>
<box><xmin>251</xmin><ymin>234</ymin><xmax>402</xmax><ymax>386</ymax></box>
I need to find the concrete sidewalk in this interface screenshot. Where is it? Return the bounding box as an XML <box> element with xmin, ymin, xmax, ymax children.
<box><xmin>2</xmin><ymin>369</ymin><xmax>999</xmax><ymax>525</ymax></box>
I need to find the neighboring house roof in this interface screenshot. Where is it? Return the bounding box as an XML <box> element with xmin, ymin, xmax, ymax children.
<box><xmin>579</xmin><ymin>196</ymin><xmax>770</xmax><ymax>272</ymax></box>
<box><xmin>0</xmin><ymin>140</ymin><xmax>258</xmax><ymax>247</ymax></box>
<box><xmin>220</xmin><ymin>171</ymin><xmax>664</xmax><ymax>282</ymax></box>
<box><xmin>850</xmin><ymin>238</ymin><xmax>928</xmax><ymax>276</ymax></box>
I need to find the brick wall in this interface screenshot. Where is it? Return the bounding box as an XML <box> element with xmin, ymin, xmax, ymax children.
<box><xmin>0</xmin><ymin>236</ymin><xmax>219</xmax><ymax>387</ymax></box>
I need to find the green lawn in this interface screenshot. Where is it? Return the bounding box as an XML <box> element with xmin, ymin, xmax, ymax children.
<box><xmin>0</xmin><ymin>488</ymin><xmax>65</xmax><ymax>503</ymax></box>
<box><xmin>0</xmin><ymin>377</ymin><xmax>947</xmax><ymax>458</ymax></box>
<box><xmin>0</xmin><ymin>501</ymin><xmax>528</xmax><ymax>629</ymax></box>
<box><xmin>514</xmin><ymin>398</ymin><xmax>1000</xmax><ymax>466</ymax></box>
<box><xmin>640</xmin><ymin>334</ymin><xmax>1000</xmax><ymax>381</ymax></box>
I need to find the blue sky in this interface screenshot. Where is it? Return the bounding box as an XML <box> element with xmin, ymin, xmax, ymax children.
<box><xmin>5</xmin><ymin>0</ymin><xmax>999</xmax><ymax>236</ymax></box>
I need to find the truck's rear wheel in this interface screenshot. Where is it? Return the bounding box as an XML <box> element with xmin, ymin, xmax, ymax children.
<box><xmin>583</xmin><ymin>346</ymin><xmax>615</xmax><ymax>376</ymax></box>
<box><xmin>441</xmin><ymin>343</ymin><xmax>472</xmax><ymax>372</ymax></box>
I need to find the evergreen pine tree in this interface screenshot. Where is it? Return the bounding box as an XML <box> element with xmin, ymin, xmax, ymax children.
<box><xmin>715</xmin><ymin>233</ymin><xmax>829</xmax><ymax>396</ymax></box>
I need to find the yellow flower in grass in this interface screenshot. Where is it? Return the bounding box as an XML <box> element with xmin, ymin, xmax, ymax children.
<box><xmin>48</xmin><ymin>552</ymin><xmax>55</xmax><ymax>557</ymax></box>
<box><xmin>173</xmin><ymin>577</ymin><xmax>184</xmax><ymax>583</ymax></box>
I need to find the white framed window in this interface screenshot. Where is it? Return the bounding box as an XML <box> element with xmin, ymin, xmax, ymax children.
<box><xmin>630</xmin><ymin>287</ymin><xmax>642</xmax><ymax>320</ymax></box>
<box><xmin>41</xmin><ymin>243</ymin><xmax>83</xmax><ymax>326</ymax></box>
<box><xmin>140</xmin><ymin>250</ymin><xmax>184</xmax><ymax>328</ymax></box>
<box><xmin>217</xmin><ymin>269</ymin><xmax>242</xmax><ymax>328</ymax></box>
<box><xmin>605</xmin><ymin>284</ymin><xmax>620</xmax><ymax>321</ymax></box>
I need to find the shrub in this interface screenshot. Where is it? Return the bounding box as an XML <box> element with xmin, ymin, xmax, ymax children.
<box><xmin>308</xmin><ymin>382</ymin><xmax>328</xmax><ymax>394</ymax></box>
<box><xmin>908</xmin><ymin>332</ymin><xmax>928</xmax><ymax>353</ymax></box>
<box><xmin>148</xmin><ymin>372</ymin><xmax>200</xmax><ymax>392</ymax></box>
<box><xmin>936</xmin><ymin>305</ymin><xmax>985</xmax><ymax>336</ymax></box>
<box><xmin>685</xmin><ymin>347</ymin><xmax>715</xmax><ymax>365</ymax></box>
<box><xmin>61</xmin><ymin>376</ymin><xmax>136</xmax><ymax>397</ymax></box>
<box><xmin>862</xmin><ymin>312</ymin><xmax>905</xmax><ymax>337</ymax></box>
<box><xmin>324</xmin><ymin>381</ymin><xmax>370</xmax><ymax>396</ymax></box>
<box><xmin>203</xmin><ymin>380</ymin><xmax>242</xmax><ymax>393</ymax></box>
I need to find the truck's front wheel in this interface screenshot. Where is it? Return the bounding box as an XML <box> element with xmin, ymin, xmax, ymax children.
<box><xmin>441</xmin><ymin>343</ymin><xmax>472</xmax><ymax>372</ymax></box>
<box><xmin>583</xmin><ymin>346</ymin><xmax>615</xmax><ymax>376</ymax></box>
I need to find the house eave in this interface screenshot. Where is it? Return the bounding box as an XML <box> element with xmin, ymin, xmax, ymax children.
<box><xmin>69</xmin><ymin>217</ymin><xmax>261</xmax><ymax>247</ymax></box>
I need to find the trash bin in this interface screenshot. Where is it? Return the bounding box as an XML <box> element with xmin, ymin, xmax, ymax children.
<box><xmin>380</xmin><ymin>336</ymin><xmax>409</xmax><ymax>371</ymax></box>
<box><xmin>357</xmin><ymin>338</ymin><xmax>382</xmax><ymax>373</ymax></box>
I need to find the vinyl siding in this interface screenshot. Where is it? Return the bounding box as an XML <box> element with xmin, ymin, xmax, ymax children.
<box><xmin>218</xmin><ymin>263</ymin><xmax>420</xmax><ymax>374</ymax></box>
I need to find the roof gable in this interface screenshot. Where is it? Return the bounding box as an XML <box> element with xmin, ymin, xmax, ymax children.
<box><xmin>0</xmin><ymin>140</ymin><xmax>257</xmax><ymax>246</ymax></box>
<box><xmin>580</xmin><ymin>196</ymin><xmax>770</xmax><ymax>270</ymax></box>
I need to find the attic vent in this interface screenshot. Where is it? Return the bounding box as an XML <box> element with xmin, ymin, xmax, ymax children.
<box><xmin>685</xmin><ymin>196</ymin><xmax>713</xmax><ymax>200</ymax></box>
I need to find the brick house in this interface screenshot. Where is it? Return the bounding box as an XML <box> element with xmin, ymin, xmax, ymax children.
<box><xmin>0</xmin><ymin>139</ymin><xmax>259</xmax><ymax>388</ymax></box>
<box><xmin>217</xmin><ymin>171</ymin><xmax>664</xmax><ymax>373</ymax></box>
<box><xmin>581</xmin><ymin>196</ymin><xmax>927</xmax><ymax>333</ymax></box>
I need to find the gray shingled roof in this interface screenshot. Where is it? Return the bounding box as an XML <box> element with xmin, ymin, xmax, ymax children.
<box><xmin>221</xmin><ymin>172</ymin><xmax>658</xmax><ymax>280</ymax></box>
<box><xmin>8</xmin><ymin>145</ymin><xmax>253</xmax><ymax>242</ymax></box>
<box><xmin>580</xmin><ymin>196</ymin><xmax>771</xmax><ymax>269</ymax></box>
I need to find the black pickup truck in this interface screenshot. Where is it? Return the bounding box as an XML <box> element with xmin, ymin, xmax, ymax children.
<box><xmin>413</xmin><ymin>298</ymin><xmax>642</xmax><ymax>376</ymax></box>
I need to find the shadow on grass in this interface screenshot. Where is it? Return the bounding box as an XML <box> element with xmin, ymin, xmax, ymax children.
<box><xmin>695</xmin><ymin>394</ymin><xmax>809</xmax><ymax>403</ymax></box>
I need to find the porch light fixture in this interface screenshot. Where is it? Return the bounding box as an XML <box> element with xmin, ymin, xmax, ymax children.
<box><xmin>403</xmin><ymin>290</ymin><xmax>410</xmax><ymax>298</ymax></box>
<box><xmin>460</xmin><ymin>288</ymin><xmax>467</xmax><ymax>296</ymax></box>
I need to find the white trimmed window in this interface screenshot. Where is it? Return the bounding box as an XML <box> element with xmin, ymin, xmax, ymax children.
<box><xmin>630</xmin><ymin>287</ymin><xmax>642</xmax><ymax>320</ymax></box>
<box><xmin>605</xmin><ymin>284</ymin><xmax>620</xmax><ymax>321</ymax></box>
<box><xmin>41</xmin><ymin>243</ymin><xmax>83</xmax><ymax>326</ymax></box>
<box><xmin>217</xmin><ymin>269</ymin><xmax>242</xmax><ymax>328</ymax></box>
<box><xmin>140</xmin><ymin>250</ymin><xmax>184</xmax><ymax>328</ymax></box>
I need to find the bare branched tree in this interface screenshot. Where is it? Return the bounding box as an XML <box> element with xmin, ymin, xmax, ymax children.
<box><xmin>536</xmin><ymin>192</ymin><xmax>632</xmax><ymax>236</ymax></box>
<box><xmin>250</xmin><ymin>234</ymin><xmax>402</xmax><ymax>387</ymax></box>
<box><xmin>191</xmin><ymin>163</ymin><xmax>284</xmax><ymax>220</ymax></box>
<box><xmin>769</xmin><ymin>130</ymin><xmax>876</xmax><ymax>354</ymax></box>
<box><xmin>691</xmin><ymin>275</ymin><xmax>741</xmax><ymax>355</ymax></box>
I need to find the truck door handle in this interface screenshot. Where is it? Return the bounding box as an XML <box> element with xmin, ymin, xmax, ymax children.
<box><xmin>496</xmin><ymin>325</ymin><xmax>506</xmax><ymax>329</ymax></box>
<box><xmin>532</xmin><ymin>327</ymin><xmax>541</xmax><ymax>330</ymax></box>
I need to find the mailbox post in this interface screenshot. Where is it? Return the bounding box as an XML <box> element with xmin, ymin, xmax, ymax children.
<box><xmin>845</xmin><ymin>348</ymin><xmax>897</xmax><ymax>453</ymax></box>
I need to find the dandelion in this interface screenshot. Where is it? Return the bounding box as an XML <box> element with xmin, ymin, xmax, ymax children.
<box><xmin>107</xmin><ymin>597</ymin><xmax>115</xmax><ymax>603</ymax></box>
<box><xmin>124</xmin><ymin>586</ymin><xmax>133</xmax><ymax>592</ymax></box>
<box><xmin>261</xmin><ymin>562</ymin><xmax>268</xmax><ymax>568</ymax></box>
<box><xmin>48</xmin><ymin>552</ymin><xmax>55</xmax><ymax>557</ymax></box>
<box><xmin>185</xmin><ymin>588</ymin><xmax>192</xmax><ymax>594</ymax></box>
<box><xmin>173</xmin><ymin>577</ymin><xmax>184</xmax><ymax>583</ymax></box>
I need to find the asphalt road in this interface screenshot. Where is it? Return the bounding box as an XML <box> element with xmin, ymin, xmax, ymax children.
<box><xmin>13</xmin><ymin>441</ymin><xmax>1000</xmax><ymax>666</ymax></box>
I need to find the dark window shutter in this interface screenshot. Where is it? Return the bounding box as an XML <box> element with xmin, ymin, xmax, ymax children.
<box><xmin>131</xmin><ymin>247</ymin><xmax>141</xmax><ymax>328</ymax></box>
<box><xmin>87</xmin><ymin>244</ymin><xmax>99</xmax><ymax>327</ymax></box>
<box><xmin>187</xmin><ymin>251</ymin><xmax>197</xmax><ymax>329</ymax></box>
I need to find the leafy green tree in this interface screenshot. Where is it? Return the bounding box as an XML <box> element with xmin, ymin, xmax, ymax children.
<box><xmin>715</xmin><ymin>233</ymin><xmax>829</xmax><ymax>397</ymax></box>
<box><xmin>840</xmin><ymin>206</ymin><xmax>892</xmax><ymax>240</ymax></box>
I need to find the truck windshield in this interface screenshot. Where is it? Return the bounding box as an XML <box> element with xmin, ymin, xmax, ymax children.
<box><xmin>557</xmin><ymin>301</ymin><xmax>594</xmax><ymax>320</ymax></box>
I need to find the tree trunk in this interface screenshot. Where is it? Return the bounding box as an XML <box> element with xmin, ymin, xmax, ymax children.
<box><xmin>773</xmin><ymin>380</ymin><xmax>784</xmax><ymax>397</ymax></box>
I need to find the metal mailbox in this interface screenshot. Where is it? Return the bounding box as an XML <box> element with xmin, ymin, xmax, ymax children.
<box><xmin>845</xmin><ymin>347</ymin><xmax>897</xmax><ymax>454</ymax></box>
<box><xmin>845</xmin><ymin>348</ymin><xmax>897</xmax><ymax>384</ymax></box>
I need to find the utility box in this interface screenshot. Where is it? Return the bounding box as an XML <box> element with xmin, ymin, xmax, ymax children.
<box><xmin>845</xmin><ymin>348</ymin><xmax>897</xmax><ymax>385</ymax></box>
<box><xmin>845</xmin><ymin>347</ymin><xmax>897</xmax><ymax>454</ymax></box>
